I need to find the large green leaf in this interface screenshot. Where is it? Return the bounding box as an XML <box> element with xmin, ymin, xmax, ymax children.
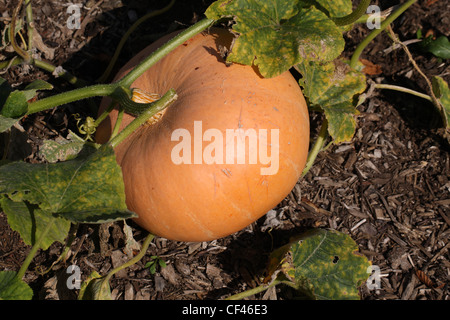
<box><xmin>0</xmin><ymin>271</ymin><xmax>33</xmax><ymax>300</ymax></box>
<box><xmin>297</xmin><ymin>60</ymin><xmax>366</xmax><ymax>143</ymax></box>
<box><xmin>0</xmin><ymin>196</ymin><xmax>71</xmax><ymax>250</ymax></box>
<box><xmin>205</xmin><ymin>0</ymin><xmax>344</xmax><ymax>78</ymax></box>
<box><xmin>0</xmin><ymin>145</ymin><xmax>136</xmax><ymax>224</ymax></box>
<box><xmin>267</xmin><ymin>229</ymin><xmax>371</xmax><ymax>300</ymax></box>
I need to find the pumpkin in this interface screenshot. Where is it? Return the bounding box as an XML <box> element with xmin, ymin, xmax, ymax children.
<box><xmin>96</xmin><ymin>28</ymin><xmax>309</xmax><ymax>242</ymax></box>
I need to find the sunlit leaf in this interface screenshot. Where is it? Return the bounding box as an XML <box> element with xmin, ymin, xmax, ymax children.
<box><xmin>267</xmin><ymin>229</ymin><xmax>371</xmax><ymax>300</ymax></box>
<box><xmin>0</xmin><ymin>145</ymin><xmax>136</xmax><ymax>224</ymax></box>
<box><xmin>432</xmin><ymin>76</ymin><xmax>450</xmax><ymax>130</ymax></box>
<box><xmin>0</xmin><ymin>271</ymin><xmax>33</xmax><ymax>300</ymax></box>
<box><xmin>0</xmin><ymin>196</ymin><xmax>70</xmax><ymax>250</ymax></box>
<box><xmin>205</xmin><ymin>0</ymin><xmax>344</xmax><ymax>78</ymax></box>
<box><xmin>297</xmin><ymin>60</ymin><xmax>366</xmax><ymax>143</ymax></box>
<box><xmin>78</xmin><ymin>271</ymin><xmax>112</xmax><ymax>300</ymax></box>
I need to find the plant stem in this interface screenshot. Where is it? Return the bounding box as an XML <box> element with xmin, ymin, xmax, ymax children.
<box><xmin>374</xmin><ymin>83</ymin><xmax>433</xmax><ymax>102</ymax></box>
<box><xmin>16</xmin><ymin>219</ymin><xmax>55</xmax><ymax>280</ymax></box>
<box><xmin>108</xmin><ymin>88</ymin><xmax>177</xmax><ymax>148</ymax></box>
<box><xmin>302</xmin><ymin>119</ymin><xmax>329</xmax><ymax>178</ymax></box>
<box><xmin>10</xmin><ymin>0</ymin><xmax>30</xmax><ymax>61</ymax></box>
<box><xmin>97</xmin><ymin>0</ymin><xmax>176</xmax><ymax>83</ymax></box>
<box><xmin>102</xmin><ymin>232</ymin><xmax>155</xmax><ymax>284</ymax></box>
<box><xmin>350</xmin><ymin>0</ymin><xmax>418</xmax><ymax>69</ymax></box>
<box><xmin>332</xmin><ymin>0</ymin><xmax>371</xmax><ymax>26</ymax></box>
<box><xmin>118</xmin><ymin>18</ymin><xmax>214</xmax><ymax>88</ymax></box>
<box><xmin>226</xmin><ymin>279</ymin><xmax>284</xmax><ymax>300</ymax></box>
<box><xmin>27</xmin><ymin>84</ymin><xmax>116</xmax><ymax>115</ymax></box>
<box><xmin>24</xmin><ymin>0</ymin><xmax>34</xmax><ymax>52</ymax></box>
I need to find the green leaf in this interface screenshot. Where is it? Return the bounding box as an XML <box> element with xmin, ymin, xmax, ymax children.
<box><xmin>0</xmin><ymin>271</ymin><xmax>33</xmax><ymax>300</ymax></box>
<box><xmin>0</xmin><ymin>77</ymin><xmax>21</xmax><ymax>131</ymax></box>
<box><xmin>432</xmin><ymin>76</ymin><xmax>450</xmax><ymax>129</ymax></box>
<box><xmin>0</xmin><ymin>145</ymin><xmax>136</xmax><ymax>224</ymax></box>
<box><xmin>311</xmin><ymin>0</ymin><xmax>353</xmax><ymax>19</ymax></box>
<box><xmin>205</xmin><ymin>0</ymin><xmax>344</xmax><ymax>78</ymax></box>
<box><xmin>0</xmin><ymin>78</ymin><xmax>52</xmax><ymax>121</ymax></box>
<box><xmin>419</xmin><ymin>35</ymin><xmax>450</xmax><ymax>59</ymax></box>
<box><xmin>0</xmin><ymin>114</ymin><xmax>21</xmax><ymax>133</ymax></box>
<box><xmin>0</xmin><ymin>196</ymin><xmax>70</xmax><ymax>250</ymax></box>
<box><xmin>78</xmin><ymin>271</ymin><xmax>112</xmax><ymax>300</ymax></box>
<box><xmin>39</xmin><ymin>131</ymin><xmax>96</xmax><ymax>163</ymax></box>
<box><xmin>1</xmin><ymin>90</ymin><xmax>28</xmax><ymax>118</ymax></box>
<box><xmin>22</xmin><ymin>79</ymin><xmax>54</xmax><ymax>101</ymax></box>
<box><xmin>267</xmin><ymin>229</ymin><xmax>371</xmax><ymax>300</ymax></box>
<box><xmin>297</xmin><ymin>60</ymin><xmax>366</xmax><ymax>143</ymax></box>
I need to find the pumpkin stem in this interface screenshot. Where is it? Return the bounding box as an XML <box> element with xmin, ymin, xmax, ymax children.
<box><xmin>108</xmin><ymin>88</ymin><xmax>177</xmax><ymax>148</ymax></box>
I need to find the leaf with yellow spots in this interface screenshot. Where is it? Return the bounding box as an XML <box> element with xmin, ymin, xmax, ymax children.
<box><xmin>266</xmin><ymin>229</ymin><xmax>371</xmax><ymax>300</ymax></box>
<box><xmin>297</xmin><ymin>59</ymin><xmax>366</xmax><ymax>144</ymax></box>
<box><xmin>0</xmin><ymin>145</ymin><xmax>136</xmax><ymax>224</ymax></box>
<box><xmin>205</xmin><ymin>0</ymin><xmax>344</xmax><ymax>78</ymax></box>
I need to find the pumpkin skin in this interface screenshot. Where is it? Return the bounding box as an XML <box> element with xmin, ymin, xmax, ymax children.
<box><xmin>96</xmin><ymin>28</ymin><xmax>309</xmax><ymax>242</ymax></box>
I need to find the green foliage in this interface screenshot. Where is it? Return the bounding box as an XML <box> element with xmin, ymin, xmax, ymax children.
<box><xmin>39</xmin><ymin>131</ymin><xmax>95</xmax><ymax>163</ymax></box>
<box><xmin>0</xmin><ymin>145</ymin><xmax>136</xmax><ymax>224</ymax></box>
<box><xmin>297</xmin><ymin>60</ymin><xmax>366</xmax><ymax>143</ymax></box>
<box><xmin>78</xmin><ymin>271</ymin><xmax>112</xmax><ymax>300</ymax></box>
<box><xmin>266</xmin><ymin>229</ymin><xmax>371</xmax><ymax>300</ymax></box>
<box><xmin>0</xmin><ymin>77</ymin><xmax>53</xmax><ymax>131</ymax></box>
<box><xmin>206</xmin><ymin>0</ymin><xmax>346</xmax><ymax>78</ymax></box>
<box><xmin>0</xmin><ymin>271</ymin><xmax>33</xmax><ymax>300</ymax></box>
<box><xmin>0</xmin><ymin>196</ymin><xmax>71</xmax><ymax>250</ymax></box>
<box><xmin>432</xmin><ymin>76</ymin><xmax>450</xmax><ymax>130</ymax></box>
<box><xmin>145</xmin><ymin>256</ymin><xmax>167</xmax><ymax>275</ymax></box>
<box><xmin>419</xmin><ymin>35</ymin><xmax>450</xmax><ymax>59</ymax></box>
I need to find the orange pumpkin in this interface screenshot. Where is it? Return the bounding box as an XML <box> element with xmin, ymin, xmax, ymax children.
<box><xmin>96</xmin><ymin>28</ymin><xmax>309</xmax><ymax>242</ymax></box>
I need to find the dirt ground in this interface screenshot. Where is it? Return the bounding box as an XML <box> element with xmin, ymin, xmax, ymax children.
<box><xmin>0</xmin><ymin>0</ymin><xmax>449</xmax><ymax>300</ymax></box>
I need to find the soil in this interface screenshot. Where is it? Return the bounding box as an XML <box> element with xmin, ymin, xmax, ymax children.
<box><xmin>0</xmin><ymin>0</ymin><xmax>449</xmax><ymax>301</ymax></box>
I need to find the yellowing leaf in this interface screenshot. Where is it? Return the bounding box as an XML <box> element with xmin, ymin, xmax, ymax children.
<box><xmin>297</xmin><ymin>60</ymin><xmax>366</xmax><ymax>143</ymax></box>
<box><xmin>432</xmin><ymin>76</ymin><xmax>450</xmax><ymax>130</ymax></box>
<box><xmin>206</xmin><ymin>0</ymin><xmax>344</xmax><ymax>78</ymax></box>
<box><xmin>267</xmin><ymin>229</ymin><xmax>371</xmax><ymax>300</ymax></box>
<box><xmin>0</xmin><ymin>145</ymin><xmax>136</xmax><ymax>224</ymax></box>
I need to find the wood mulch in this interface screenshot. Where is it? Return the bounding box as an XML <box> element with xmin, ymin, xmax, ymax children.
<box><xmin>0</xmin><ymin>0</ymin><xmax>448</xmax><ymax>300</ymax></box>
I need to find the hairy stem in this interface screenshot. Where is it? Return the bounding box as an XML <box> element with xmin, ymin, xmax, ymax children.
<box><xmin>16</xmin><ymin>219</ymin><xmax>55</xmax><ymax>280</ymax></box>
<box><xmin>118</xmin><ymin>18</ymin><xmax>214</xmax><ymax>88</ymax></box>
<box><xmin>374</xmin><ymin>83</ymin><xmax>433</xmax><ymax>102</ymax></box>
<box><xmin>226</xmin><ymin>280</ymin><xmax>282</xmax><ymax>300</ymax></box>
<box><xmin>102</xmin><ymin>232</ymin><xmax>155</xmax><ymax>284</ymax></box>
<box><xmin>108</xmin><ymin>89</ymin><xmax>177</xmax><ymax>148</ymax></box>
<box><xmin>97</xmin><ymin>0</ymin><xmax>176</xmax><ymax>83</ymax></box>
<box><xmin>350</xmin><ymin>0</ymin><xmax>418</xmax><ymax>69</ymax></box>
<box><xmin>24</xmin><ymin>0</ymin><xmax>34</xmax><ymax>52</ymax></box>
<box><xmin>27</xmin><ymin>84</ymin><xmax>115</xmax><ymax>115</ymax></box>
<box><xmin>332</xmin><ymin>0</ymin><xmax>371</xmax><ymax>26</ymax></box>
<box><xmin>302</xmin><ymin>119</ymin><xmax>329</xmax><ymax>178</ymax></box>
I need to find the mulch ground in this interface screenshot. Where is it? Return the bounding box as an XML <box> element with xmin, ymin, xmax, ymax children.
<box><xmin>0</xmin><ymin>0</ymin><xmax>448</xmax><ymax>300</ymax></box>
